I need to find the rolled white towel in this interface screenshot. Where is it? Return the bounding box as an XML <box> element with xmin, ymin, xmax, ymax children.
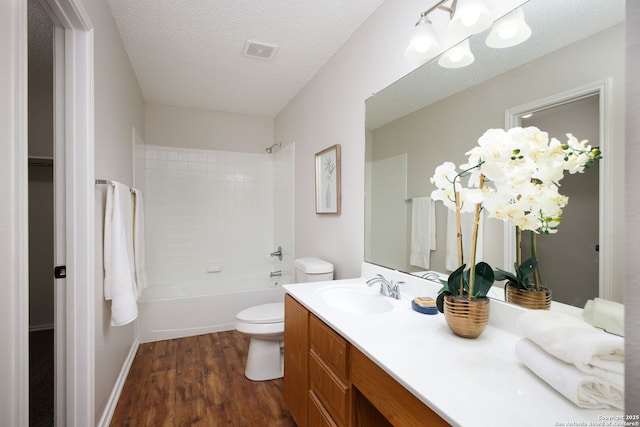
<box><xmin>517</xmin><ymin>310</ymin><xmax>624</xmax><ymax>385</ymax></box>
<box><xmin>515</xmin><ymin>338</ymin><xmax>623</xmax><ymax>410</ymax></box>
<box><xmin>584</xmin><ymin>298</ymin><xmax>624</xmax><ymax>337</ymax></box>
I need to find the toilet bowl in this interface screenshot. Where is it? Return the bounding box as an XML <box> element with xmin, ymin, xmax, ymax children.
<box><xmin>235</xmin><ymin>257</ymin><xmax>334</xmax><ymax>381</ymax></box>
<box><xmin>235</xmin><ymin>302</ymin><xmax>285</xmax><ymax>381</ymax></box>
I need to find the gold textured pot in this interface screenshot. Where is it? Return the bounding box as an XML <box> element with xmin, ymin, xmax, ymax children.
<box><xmin>443</xmin><ymin>295</ymin><xmax>490</xmax><ymax>339</ymax></box>
<box><xmin>505</xmin><ymin>283</ymin><xmax>552</xmax><ymax>310</ymax></box>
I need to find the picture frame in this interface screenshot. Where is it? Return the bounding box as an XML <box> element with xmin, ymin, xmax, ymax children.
<box><xmin>315</xmin><ymin>144</ymin><xmax>341</xmax><ymax>214</ymax></box>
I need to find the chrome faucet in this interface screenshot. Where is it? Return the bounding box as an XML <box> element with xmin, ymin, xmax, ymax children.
<box><xmin>420</xmin><ymin>271</ymin><xmax>441</xmax><ymax>282</ymax></box>
<box><xmin>270</xmin><ymin>270</ymin><xmax>282</xmax><ymax>278</ymax></box>
<box><xmin>270</xmin><ymin>246</ymin><xmax>283</xmax><ymax>261</ymax></box>
<box><xmin>366</xmin><ymin>274</ymin><xmax>404</xmax><ymax>299</ymax></box>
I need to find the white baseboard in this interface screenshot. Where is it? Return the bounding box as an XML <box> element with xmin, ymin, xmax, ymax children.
<box><xmin>97</xmin><ymin>337</ymin><xmax>140</xmax><ymax>427</ymax></box>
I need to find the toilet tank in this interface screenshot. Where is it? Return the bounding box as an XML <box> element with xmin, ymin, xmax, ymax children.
<box><xmin>294</xmin><ymin>257</ymin><xmax>334</xmax><ymax>283</ymax></box>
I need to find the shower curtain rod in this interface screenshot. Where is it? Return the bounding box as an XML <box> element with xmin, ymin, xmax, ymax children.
<box><xmin>95</xmin><ymin>179</ymin><xmax>137</xmax><ymax>194</ymax></box>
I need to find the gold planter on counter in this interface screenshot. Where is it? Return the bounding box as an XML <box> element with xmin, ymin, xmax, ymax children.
<box><xmin>505</xmin><ymin>283</ymin><xmax>552</xmax><ymax>310</ymax></box>
<box><xmin>443</xmin><ymin>295</ymin><xmax>490</xmax><ymax>339</ymax></box>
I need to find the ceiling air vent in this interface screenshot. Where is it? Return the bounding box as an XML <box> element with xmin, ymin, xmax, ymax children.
<box><xmin>243</xmin><ymin>40</ymin><xmax>278</xmax><ymax>60</ymax></box>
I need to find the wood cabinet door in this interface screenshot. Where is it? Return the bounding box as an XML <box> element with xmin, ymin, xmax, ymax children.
<box><xmin>284</xmin><ymin>294</ymin><xmax>309</xmax><ymax>426</ymax></box>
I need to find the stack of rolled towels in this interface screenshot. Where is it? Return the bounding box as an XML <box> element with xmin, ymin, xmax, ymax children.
<box><xmin>515</xmin><ymin>310</ymin><xmax>624</xmax><ymax>410</ymax></box>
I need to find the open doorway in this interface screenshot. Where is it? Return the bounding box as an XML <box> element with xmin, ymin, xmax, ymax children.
<box><xmin>28</xmin><ymin>0</ymin><xmax>55</xmax><ymax>423</ymax></box>
<box><xmin>520</xmin><ymin>95</ymin><xmax>600</xmax><ymax>307</ymax></box>
<box><xmin>505</xmin><ymin>79</ymin><xmax>613</xmax><ymax>308</ymax></box>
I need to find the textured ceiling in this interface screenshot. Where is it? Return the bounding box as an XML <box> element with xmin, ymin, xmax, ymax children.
<box><xmin>106</xmin><ymin>0</ymin><xmax>385</xmax><ymax>118</ymax></box>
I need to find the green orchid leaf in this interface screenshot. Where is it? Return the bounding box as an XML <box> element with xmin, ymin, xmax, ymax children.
<box><xmin>436</xmin><ymin>291</ymin><xmax>450</xmax><ymax>313</ymax></box>
<box><xmin>447</xmin><ymin>264</ymin><xmax>467</xmax><ymax>296</ymax></box>
<box><xmin>472</xmin><ymin>262</ymin><xmax>495</xmax><ymax>298</ymax></box>
<box><xmin>494</xmin><ymin>267</ymin><xmax>518</xmax><ymax>283</ymax></box>
<box><xmin>518</xmin><ymin>257</ymin><xmax>538</xmax><ymax>285</ymax></box>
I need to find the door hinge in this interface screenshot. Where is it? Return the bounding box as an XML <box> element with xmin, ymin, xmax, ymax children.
<box><xmin>54</xmin><ymin>265</ymin><xmax>66</xmax><ymax>279</ymax></box>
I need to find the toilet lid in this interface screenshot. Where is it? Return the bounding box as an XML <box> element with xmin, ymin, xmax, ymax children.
<box><xmin>236</xmin><ymin>302</ymin><xmax>284</xmax><ymax>324</ymax></box>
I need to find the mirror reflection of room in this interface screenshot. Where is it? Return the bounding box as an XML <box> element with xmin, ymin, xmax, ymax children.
<box><xmin>365</xmin><ymin>0</ymin><xmax>624</xmax><ymax>308</ymax></box>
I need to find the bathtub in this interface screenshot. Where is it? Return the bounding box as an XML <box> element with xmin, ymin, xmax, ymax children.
<box><xmin>137</xmin><ymin>276</ymin><xmax>287</xmax><ymax>343</ymax></box>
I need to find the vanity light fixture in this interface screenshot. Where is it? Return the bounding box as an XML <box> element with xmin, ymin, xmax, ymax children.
<box><xmin>438</xmin><ymin>38</ymin><xmax>474</xmax><ymax>68</ymax></box>
<box><xmin>485</xmin><ymin>8</ymin><xmax>532</xmax><ymax>48</ymax></box>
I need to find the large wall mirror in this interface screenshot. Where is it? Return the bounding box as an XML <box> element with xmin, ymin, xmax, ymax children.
<box><xmin>365</xmin><ymin>0</ymin><xmax>624</xmax><ymax>308</ymax></box>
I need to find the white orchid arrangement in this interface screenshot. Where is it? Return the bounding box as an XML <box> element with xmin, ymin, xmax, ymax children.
<box><xmin>431</xmin><ymin>126</ymin><xmax>601</xmax><ymax>298</ymax></box>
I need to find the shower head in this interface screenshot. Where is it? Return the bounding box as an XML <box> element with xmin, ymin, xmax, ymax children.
<box><xmin>265</xmin><ymin>143</ymin><xmax>281</xmax><ymax>154</ymax></box>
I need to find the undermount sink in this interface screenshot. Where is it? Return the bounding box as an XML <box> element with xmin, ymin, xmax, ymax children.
<box><xmin>315</xmin><ymin>284</ymin><xmax>395</xmax><ymax>315</ymax></box>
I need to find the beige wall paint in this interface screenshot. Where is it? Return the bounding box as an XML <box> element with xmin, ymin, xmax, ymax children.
<box><xmin>146</xmin><ymin>103</ymin><xmax>274</xmax><ymax>152</ymax></box>
<box><xmin>80</xmin><ymin>0</ymin><xmax>146</xmax><ymax>421</ymax></box>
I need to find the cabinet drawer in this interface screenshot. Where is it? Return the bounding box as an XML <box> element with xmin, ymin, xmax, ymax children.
<box><xmin>310</xmin><ymin>314</ymin><xmax>348</xmax><ymax>381</ymax></box>
<box><xmin>309</xmin><ymin>351</ymin><xmax>349</xmax><ymax>426</ymax></box>
<box><xmin>308</xmin><ymin>390</ymin><xmax>338</xmax><ymax>427</ymax></box>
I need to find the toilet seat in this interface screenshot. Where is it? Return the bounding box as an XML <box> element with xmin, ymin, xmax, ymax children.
<box><xmin>235</xmin><ymin>302</ymin><xmax>285</xmax><ymax>336</ymax></box>
<box><xmin>236</xmin><ymin>302</ymin><xmax>284</xmax><ymax>324</ymax></box>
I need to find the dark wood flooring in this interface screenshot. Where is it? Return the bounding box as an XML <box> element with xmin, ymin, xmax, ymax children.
<box><xmin>110</xmin><ymin>330</ymin><xmax>296</xmax><ymax>426</ymax></box>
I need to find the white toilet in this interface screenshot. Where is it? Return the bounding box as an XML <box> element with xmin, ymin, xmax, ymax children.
<box><xmin>235</xmin><ymin>257</ymin><xmax>334</xmax><ymax>381</ymax></box>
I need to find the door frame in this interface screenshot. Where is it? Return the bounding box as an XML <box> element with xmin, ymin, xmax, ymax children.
<box><xmin>504</xmin><ymin>79</ymin><xmax>613</xmax><ymax>300</ymax></box>
<box><xmin>32</xmin><ymin>0</ymin><xmax>95</xmax><ymax>425</ymax></box>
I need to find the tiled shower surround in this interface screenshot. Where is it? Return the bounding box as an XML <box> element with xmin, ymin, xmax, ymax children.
<box><xmin>136</xmin><ymin>144</ymin><xmax>293</xmax><ymax>292</ymax></box>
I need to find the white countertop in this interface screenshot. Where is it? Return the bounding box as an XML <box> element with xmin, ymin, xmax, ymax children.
<box><xmin>283</xmin><ymin>263</ymin><xmax>623</xmax><ymax>427</ymax></box>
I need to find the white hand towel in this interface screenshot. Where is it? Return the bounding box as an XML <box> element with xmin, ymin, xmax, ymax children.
<box><xmin>104</xmin><ymin>182</ymin><xmax>138</xmax><ymax>326</ymax></box>
<box><xmin>410</xmin><ymin>197</ymin><xmax>436</xmax><ymax>269</ymax></box>
<box><xmin>517</xmin><ymin>311</ymin><xmax>624</xmax><ymax>385</ymax></box>
<box><xmin>583</xmin><ymin>298</ymin><xmax>624</xmax><ymax>337</ymax></box>
<box><xmin>445</xmin><ymin>208</ymin><xmax>484</xmax><ymax>271</ymax></box>
<box><xmin>132</xmin><ymin>189</ymin><xmax>148</xmax><ymax>298</ymax></box>
<box><xmin>516</xmin><ymin>338</ymin><xmax>623</xmax><ymax>410</ymax></box>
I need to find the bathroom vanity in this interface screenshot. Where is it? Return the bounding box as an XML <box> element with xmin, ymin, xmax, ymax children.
<box><xmin>284</xmin><ymin>294</ymin><xmax>447</xmax><ymax>426</ymax></box>
<box><xmin>283</xmin><ymin>263</ymin><xmax>623</xmax><ymax>427</ymax></box>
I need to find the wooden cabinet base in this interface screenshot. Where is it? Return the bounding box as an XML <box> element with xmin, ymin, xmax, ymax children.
<box><xmin>284</xmin><ymin>294</ymin><xmax>450</xmax><ymax>427</ymax></box>
<box><xmin>351</xmin><ymin>347</ymin><xmax>450</xmax><ymax>427</ymax></box>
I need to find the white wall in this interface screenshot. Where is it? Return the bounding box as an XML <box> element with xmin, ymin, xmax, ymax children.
<box><xmin>146</xmin><ymin>103</ymin><xmax>273</xmax><ymax>153</ymax></box>
<box><xmin>274</xmin><ymin>0</ymin><xmax>526</xmax><ymax>279</ymax></box>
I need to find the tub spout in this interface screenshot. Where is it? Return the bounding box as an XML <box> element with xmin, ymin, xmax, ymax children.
<box><xmin>270</xmin><ymin>270</ymin><xmax>282</xmax><ymax>278</ymax></box>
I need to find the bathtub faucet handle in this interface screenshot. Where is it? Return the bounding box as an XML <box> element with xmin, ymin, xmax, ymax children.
<box><xmin>270</xmin><ymin>270</ymin><xmax>282</xmax><ymax>278</ymax></box>
<box><xmin>270</xmin><ymin>246</ymin><xmax>283</xmax><ymax>261</ymax></box>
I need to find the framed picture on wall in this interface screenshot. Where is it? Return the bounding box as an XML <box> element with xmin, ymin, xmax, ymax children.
<box><xmin>315</xmin><ymin>144</ymin><xmax>341</xmax><ymax>214</ymax></box>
